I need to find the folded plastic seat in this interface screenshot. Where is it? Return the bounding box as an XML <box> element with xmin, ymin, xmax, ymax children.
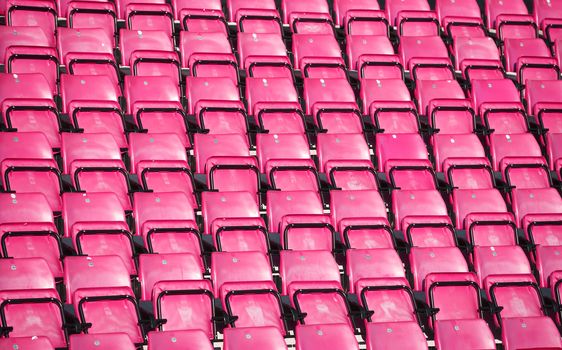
<box><xmin>0</xmin><ymin>258</ymin><xmax>67</xmax><ymax>348</ymax></box>
<box><xmin>0</xmin><ymin>73</ymin><xmax>60</xmax><ymax>148</ymax></box>
<box><xmin>60</xmin><ymin>74</ymin><xmax>126</xmax><ymax>148</ymax></box>
<box><xmin>64</xmin><ymin>255</ymin><xmax>145</xmax><ymax>344</ymax></box>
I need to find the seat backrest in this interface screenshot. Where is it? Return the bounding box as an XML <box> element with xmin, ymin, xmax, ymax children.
<box><xmin>0</xmin><ymin>192</ymin><xmax>54</xmax><ymax>226</ymax></box>
<box><xmin>0</xmin><ymin>257</ymin><xmax>56</xmax><ymax>291</ymax></box>
<box><xmin>129</xmin><ymin>133</ymin><xmax>188</xmax><ymax>174</ymax></box>
<box><xmin>346</xmin><ymin>248</ymin><xmax>406</xmax><ymax>293</ymax></box>
<box><xmin>62</xmin><ymin>192</ymin><xmax>126</xmax><ymax>237</ymax></box>
<box><xmin>426</xmin><ymin>272</ymin><xmax>480</xmax><ymax>322</ymax></box>
<box><xmin>201</xmin><ymin>191</ymin><xmax>260</xmax><ymax>234</ymax></box>
<box><xmin>61</xmin><ymin>132</ymin><xmax>122</xmax><ymax>174</ymax></box>
<box><xmin>133</xmin><ymin>191</ymin><xmax>196</xmax><ymax>236</ymax></box>
<box><xmin>138</xmin><ymin>253</ymin><xmax>203</xmax><ymax>300</ymax></box>
<box><xmin>211</xmin><ymin>251</ymin><xmax>272</xmax><ymax>295</ymax></box>
<box><xmin>279</xmin><ymin>250</ymin><xmax>340</xmax><ymax>295</ymax></box>
<box><xmin>64</xmin><ymin>255</ymin><xmax>131</xmax><ymax>302</ymax></box>
<box><xmin>266</xmin><ymin>190</ymin><xmax>323</xmax><ymax>233</ymax></box>
<box><xmin>330</xmin><ymin>190</ymin><xmax>387</xmax><ymax>228</ymax></box>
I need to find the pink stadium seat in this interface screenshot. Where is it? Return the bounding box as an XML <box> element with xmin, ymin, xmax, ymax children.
<box><xmin>325</xmin><ymin>160</ymin><xmax>378</xmax><ymax>191</ymax></box>
<box><xmin>151</xmin><ymin>280</ymin><xmax>214</xmax><ymax>336</ymax></box>
<box><xmin>279</xmin><ymin>250</ymin><xmax>340</xmax><ymax>295</ymax></box>
<box><xmin>0</xmin><ymin>26</ymin><xmax>53</xmax><ymax>63</ymax></box>
<box><xmin>0</xmin><ymin>337</ymin><xmax>54</xmax><ymax>350</ymax></box>
<box><xmin>66</xmin><ymin>1</ymin><xmax>117</xmax><ymax>45</ymax></box>
<box><xmin>148</xmin><ymin>330</ymin><xmax>214</xmax><ymax>350</ymax></box>
<box><xmin>201</xmin><ymin>191</ymin><xmax>260</xmax><ymax>234</ymax></box>
<box><xmin>359</xmin><ymin>279</ymin><xmax>428</xmax><ymax>350</ymax></box>
<box><xmin>247</xmin><ymin>77</ymin><xmax>299</xmax><ymax>115</ymax></box>
<box><xmin>330</xmin><ymin>190</ymin><xmax>387</xmax><ymax>233</ymax></box>
<box><xmin>138</xmin><ymin>253</ymin><xmax>203</xmax><ymax>301</ymax></box>
<box><xmin>228</xmin><ymin>0</ymin><xmax>277</xmax><ymax>21</ymax></box>
<box><xmin>64</xmin><ymin>255</ymin><xmax>143</xmax><ymax>343</ymax></box>
<box><xmin>180</xmin><ymin>32</ymin><xmax>237</xmax><ymax>83</ymax></box>
<box><xmin>224</xmin><ymin>327</ymin><xmax>288</xmax><ymax>350</ymax></box>
<box><xmin>5</xmin><ymin>46</ymin><xmax>58</xmax><ymax>96</ymax></box>
<box><xmin>289</xmin><ymin>280</ymin><xmax>352</xmax><ymax>327</ymax></box>
<box><xmin>333</xmin><ymin>0</ymin><xmax>381</xmax><ymax>26</ymax></box>
<box><xmin>376</xmin><ymin>133</ymin><xmax>429</xmax><ymax>172</ymax></box>
<box><xmin>486</xmin><ymin>0</ymin><xmax>528</xmax><ymax>29</ymax></box>
<box><xmin>212</xmin><ymin>217</ymin><xmax>268</xmax><ymax>253</ymax></box>
<box><xmin>346</xmin><ymin>35</ymin><xmax>394</xmax><ymax>71</ymax></box>
<box><xmin>220</xmin><ymin>280</ymin><xmax>286</xmax><ymax>334</ymax></box>
<box><xmin>396</xmin><ymin>10</ymin><xmax>439</xmax><ymax>37</ymax></box>
<box><xmin>410</xmin><ymin>245</ymin><xmax>469</xmax><ymax>291</ymax></box>
<box><xmin>267</xmin><ymin>190</ymin><xmax>323</xmax><ymax>233</ymax></box>
<box><xmin>0</xmin><ymin>133</ymin><xmax>61</xmax><ymax>212</ymax></box>
<box><xmin>60</xmin><ymin>74</ymin><xmax>126</xmax><ymax>148</ymax></box>
<box><xmin>399</xmin><ymin>36</ymin><xmax>448</xmax><ymax>69</ymax></box>
<box><xmin>295</xmin><ymin>323</ymin><xmax>358</xmax><ymax>350</ymax></box>
<box><xmin>346</xmin><ymin>248</ymin><xmax>407</xmax><ymax>293</ymax></box>
<box><xmin>69</xmin><ymin>333</ymin><xmax>136</xmax><ymax>350</ymax></box>
<box><xmin>338</xmin><ymin>217</ymin><xmax>394</xmax><ymax>249</ymax></box>
<box><xmin>57</xmin><ymin>28</ymin><xmax>118</xmax><ymax>89</ymax></box>
<box><xmin>186</xmin><ymin>77</ymin><xmax>240</xmax><ymax>115</ymax></box>
<box><xmin>485</xmin><ymin>274</ymin><xmax>562</xmax><ymax>349</ymax></box>
<box><xmin>425</xmin><ymin>273</ymin><xmax>496</xmax><ymax>350</ymax></box>
<box><xmin>279</xmin><ymin>214</ymin><xmax>334</xmax><ymax>251</ymax></box>
<box><xmin>125</xmin><ymin>3</ymin><xmax>174</xmax><ymax>37</ymax></box>
<box><xmin>415</xmin><ymin>79</ymin><xmax>465</xmax><ymax>116</ymax></box>
<box><xmin>6</xmin><ymin>0</ymin><xmax>57</xmax><ymax>38</ymax></box>
<box><xmin>317</xmin><ymin>133</ymin><xmax>371</xmax><ymax>173</ymax></box>
<box><xmin>133</xmin><ymin>191</ymin><xmax>196</xmax><ymax>238</ymax></box>
<box><xmin>119</xmin><ymin>29</ymin><xmax>174</xmax><ymax>66</ymax></box>
<box><xmin>0</xmin><ymin>73</ymin><xmax>60</xmax><ymax>148</ymax></box>
<box><xmin>211</xmin><ymin>251</ymin><xmax>272</xmax><ymax>295</ymax></box>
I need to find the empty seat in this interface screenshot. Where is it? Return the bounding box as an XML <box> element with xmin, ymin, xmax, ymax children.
<box><xmin>486</xmin><ymin>274</ymin><xmax>562</xmax><ymax>349</ymax></box>
<box><xmin>69</xmin><ymin>333</ymin><xmax>136</xmax><ymax>350</ymax></box>
<box><xmin>57</xmin><ymin>28</ymin><xmax>118</xmax><ymax>89</ymax></box>
<box><xmin>124</xmin><ymin>2</ymin><xmax>174</xmax><ymax>36</ymax></box>
<box><xmin>361</xmin><ymin>78</ymin><xmax>411</xmax><ymax>115</ymax></box>
<box><xmin>415</xmin><ymin>79</ymin><xmax>465</xmax><ymax>116</ymax></box>
<box><xmin>186</xmin><ymin>77</ymin><xmax>240</xmax><ymax>115</ymax></box>
<box><xmin>0</xmin><ymin>337</ymin><xmax>54</xmax><ymax>350</ymax></box>
<box><xmin>0</xmin><ymin>132</ymin><xmax>61</xmax><ymax>212</ymax></box>
<box><xmin>426</xmin><ymin>273</ymin><xmax>495</xmax><ymax>349</ymax></box>
<box><xmin>0</xmin><ymin>258</ymin><xmax>66</xmax><ymax>348</ymax></box>
<box><xmin>0</xmin><ymin>222</ymin><xmax>63</xmax><ymax>278</ymax></box>
<box><xmin>0</xmin><ymin>26</ymin><xmax>53</xmax><ymax>63</ymax></box>
<box><xmin>304</xmin><ymin>78</ymin><xmax>356</xmax><ymax>115</ymax></box>
<box><xmin>148</xmin><ymin>330</ymin><xmax>214</xmax><ymax>350</ymax></box>
<box><xmin>346</xmin><ymin>248</ymin><xmax>407</xmax><ymax>293</ymax></box>
<box><xmin>180</xmin><ymin>31</ymin><xmax>237</xmax><ymax>83</ymax></box>
<box><xmin>237</xmin><ymin>33</ymin><xmax>290</xmax><ymax>79</ymax></box>
<box><xmin>151</xmin><ymin>280</ymin><xmax>214</xmax><ymax>337</ymax></box>
<box><xmin>138</xmin><ymin>253</ymin><xmax>203</xmax><ymax>301</ymax></box>
<box><xmin>453</xmin><ymin>37</ymin><xmax>501</xmax><ymax>72</ymax></box>
<box><xmin>410</xmin><ymin>246</ymin><xmax>469</xmax><ymax>291</ymax></box>
<box><xmin>432</xmin><ymin>133</ymin><xmax>486</xmax><ymax>171</ymax></box>
<box><xmin>360</xmin><ymin>278</ymin><xmax>428</xmax><ymax>350</ymax></box>
<box><xmin>452</xmin><ymin>189</ymin><xmax>508</xmax><ymax>230</ymax></box>
<box><xmin>224</xmin><ymin>327</ymin><xmax>288</xmax><ymax>350</ymax></box>
<box><xmin>133</xmin><ymin>191</ymin><xmax>196</xmax><ymax>239</ymax></box>
<box><xmin>61</xmin><ymin>132</ymin><xmax>130</xmax><ymax>210</ymax></box>
<box><xmin>330</xmin><ymin>190</ymin><xmax>387</xmax><ymax>236</ymax></box>
<box><xmin>279</xmin><ymin>250</ymin><xmax>340</xmax><ymax>295</ymax></box>
<box><xmin>7</xmin><ymin>0</ymin><xmax>57</xmax><ymax>38</ymax></box>
<box><xmin>62</xmin><ymin>191</ymin><xmax>126</xmax><ymax>238</ymax></box>
<box><xmin>201</xmin><ymin>191</ymin><xmax>260</xmax><ymax>234</ymax></box>
<box><xmin>64</xmin><ymin>255</ymin><xmax>143</xmax><ymax>344</ymax></box>
<box><xmin>295</xmin><ymin>323</ymin><xmax>358</xmax><ymax>350</ymax></box>
<box><xmin>220</xmin><ymin>280</ymin><xmax>287</xmax><ymax>334</ymax></box>
<box><xmin>338</xmin><ymin>217</ymin><xmax>394</xmax><ymax>249</ymax></box>
<box><xmin>399</xmin><ymin>36</ymin><xmax>449</xmax><ymax>70</ymax></box>
<box><xmin>486</xmin><ymin>0</ymin><xmax>528</xmax><ymax>29</ymax></box>
<box><xmin>256</xmin><ymin>133</ymin><xmax>310</xmax><ymax>173</ymax></box>
<box><xmin>490</xmin><ymin>133</ymin><xmax>542</xmax><ymax>171</ymax></box>
<box><xmin>325</xmin><ymin>160</ymin><xmax>378</xmax><ymax>191</ymax></box>
<box><xmin>0</xmin><ymin>73</ymin><xmax>60</xmax><ymax>148</ymax></box>
<box><xmin>66</xmin><ymin>1</ymin><xmax>117</xmax><ymax>45</ymax></box>
<box><xmin>376</xmin><ymin>133</ymin><xmax>429</xmax><ymax>172</ymax></box>
<box><xmin>119</xmin><ymin>29</ymin><xmax>174</xmax><ymax>66</ymax></box>
<box><xmin>211</xmin><ymin>251</ymin><xmax>272</xmax><ymax>295</ymax></box>
<box><xmin>393</xmin><ymin>190</ymin><xmax>448</xmax><ymax>230</ymax></box>
<box><xmin>267</xmin><ymin>190</ymin><xmax>323</xmax><ymax>233</ymax></box>
<box><xmin>246</xmin><ymin>77</ymin><xmax>299</xmax><ymax>116</ymax></box>
<box><xmin>346</xmin><ymin>35</ymin><xmax>394</xmax><ymax>72</ymax></box>
<box><xmin>317</xmin><ymin>133</ymin><xmax>371</xmax><ymax>173</ymax></box>
<box><xmin>0</xmin><ymin>192</ymin><xmax>54</xmax><ymax>228</ymax></box>
<box><xmin>59</xmin><ymin>74</ymin><xmax>126</xmax><ymax>148</ymax></box>
<box><xmin>292</xmin><ymin>35</ymin><xmax>345</xmax><ymax>78</ymax></box>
